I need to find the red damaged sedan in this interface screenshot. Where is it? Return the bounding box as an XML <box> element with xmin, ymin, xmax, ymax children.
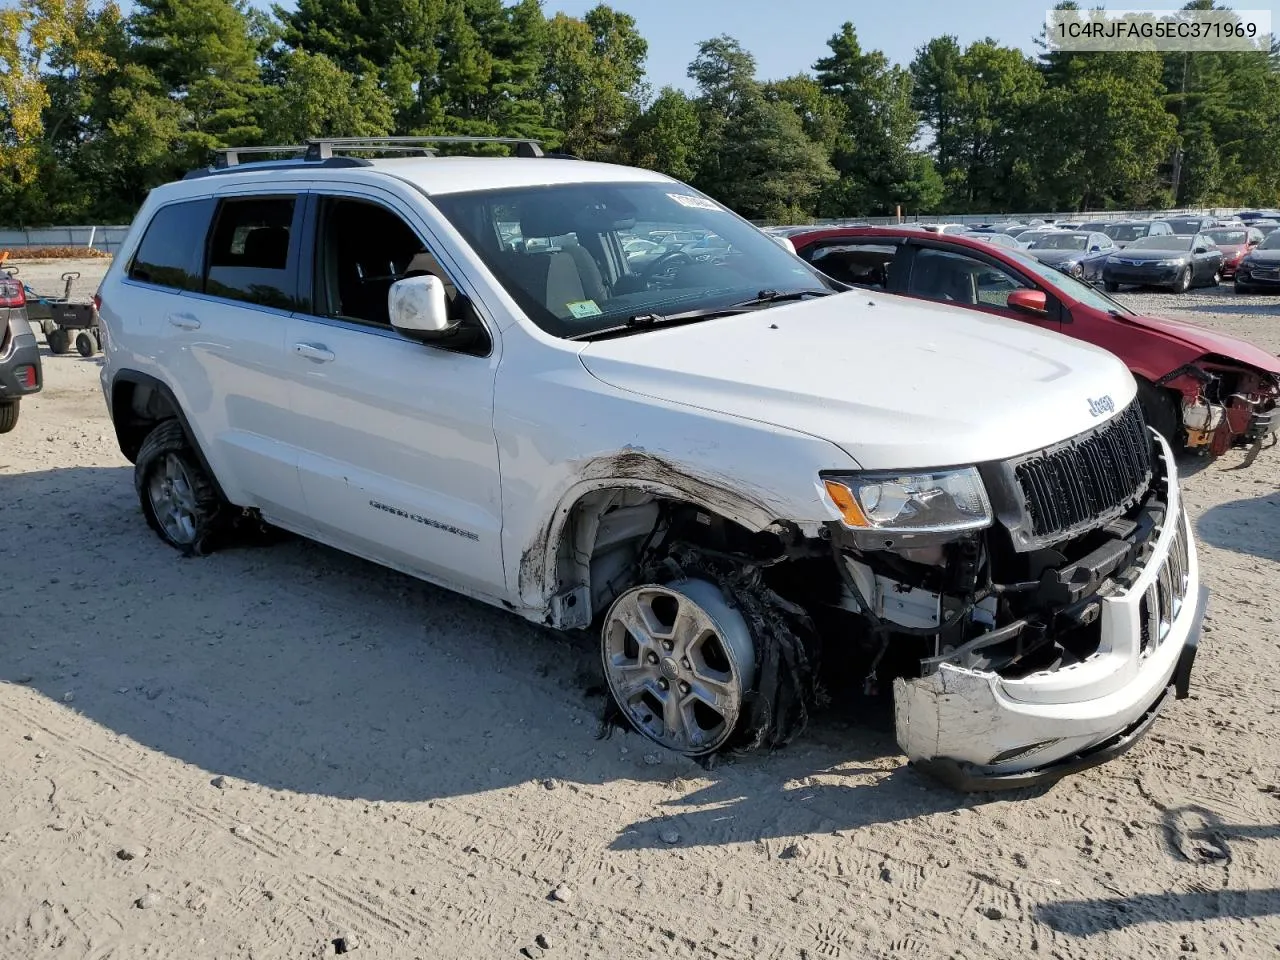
<box><xmin>788</xmin><ymin>226</ymin><xmax>1279</xmax><ymax>457</ymax></box>
<box><xmin>1204</xmin><ymin>225</ymin><xmax>1264</xmax><ymax>278</ymax></box>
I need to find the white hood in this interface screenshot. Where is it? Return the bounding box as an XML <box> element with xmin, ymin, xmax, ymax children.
<box><xmin>578</xmin><ymin>291</ymin><xmax>1137</xmax><ymax>469</ymax></box>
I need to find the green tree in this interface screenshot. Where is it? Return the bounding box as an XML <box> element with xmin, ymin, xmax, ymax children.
<box><xmin>130</xmin><ymin>0</ymin><xmax>265</xmax><ymax>159</ymax></box>
<box><xmin>619</xmin><ymin>86</ymin><xmax>700</xmax><ymax>181</ymax></box>
<box><xmin>814</xmin><ymin>22</ymin><xmax>938</xmax><ymax>214</ymax></box>
<box><xmin>1034</xmin><ymin>52</ymin><xmax>1177</xmax><ymax>210</ymax></box>
<box><xmin>541</xmin><ymin>5</ymin><xmax>648</xmax><ymax>159</ymax></box>
<box><xmin>684</xmin><ymin>36</ymin><xmax>835</xmax><ymax>218</ymax></box>
<box><xmin>261</xmin><ymin>50</ymin><xmax>393</xmax><ymax>143</ymax></box>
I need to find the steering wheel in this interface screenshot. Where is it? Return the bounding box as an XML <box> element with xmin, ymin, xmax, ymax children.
<box><xmin>639</xmin><ymin>249</ymin><xmax>694</xmax><ymax>282</ymax></box>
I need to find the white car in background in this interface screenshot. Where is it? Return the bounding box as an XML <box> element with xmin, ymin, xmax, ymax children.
<box><xmin>94</xmin><ymin>138</ymin><xmax>1206</xmax><ymax>789</ymax></box>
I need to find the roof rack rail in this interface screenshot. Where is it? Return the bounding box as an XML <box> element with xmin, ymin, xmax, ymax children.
<box><xmin>303</xmin><ymin>136</ymin><xmax>547</xmax><ymax>160</ymax></box>
<box><xmin>184</xmin><ymin>135</ymin><xmax>559</xmax><ymax>180</ymax></box>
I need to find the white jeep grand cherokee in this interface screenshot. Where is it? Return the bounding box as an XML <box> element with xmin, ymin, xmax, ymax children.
<box><xmin>97</xmin><ymin>138</ymin><xmax>1206</xmax><ymax>788</ymax></box>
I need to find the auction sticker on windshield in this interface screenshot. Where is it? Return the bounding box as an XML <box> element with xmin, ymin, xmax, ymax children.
<box><xmin>668</xmin><ymin>194</ymin><xmax>722</xmax><ymax>211</ymax></box>
<box><xmin>566</xmin><ymin>300</ymin><xmax>603</xmax><ymax>319</ymax></box>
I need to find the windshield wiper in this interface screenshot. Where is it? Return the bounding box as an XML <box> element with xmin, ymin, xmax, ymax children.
<box><xmin>567</xmin><ymin>306</ymin><xmax>748</xmax><ymax>341</ymax></box>
<box><xmin>568</xmin><ymin>289</ymin><xmax>831</xmax><ymax>342</ymax></box>
<box><xmin>732</xmin><ymin>288</ymin><xmax>832</xmax><ymax>308</ymax></box>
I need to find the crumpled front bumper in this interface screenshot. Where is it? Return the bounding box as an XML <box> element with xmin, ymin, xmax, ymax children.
<box><xmin>894</xmin><ymin>435</ymin><xmax>1205</xmax><ymax>790</ymax></box>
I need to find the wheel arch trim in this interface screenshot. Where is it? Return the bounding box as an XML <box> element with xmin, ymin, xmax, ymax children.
<box><xmin>109</xmin><ymin>369</ymin><xmax>230</xmax><ymax>503</ymax></box>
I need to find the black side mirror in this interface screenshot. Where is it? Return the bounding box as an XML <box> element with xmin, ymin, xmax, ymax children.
<box><xmin>1194</xmin><ymin>245</ymin><xmax>1208</xmax><ymax>254</ymax></box>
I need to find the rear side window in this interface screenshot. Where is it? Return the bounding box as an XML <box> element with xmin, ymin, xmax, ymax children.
<box><xmin>128</xmin><ymin>199</ymin><xmax>215</xmax><ymax>291</ymax></box>
<box><xmin>206</xmin><ymin>197</ymin><xmax>299</xmax><ymax>310</ymax></box>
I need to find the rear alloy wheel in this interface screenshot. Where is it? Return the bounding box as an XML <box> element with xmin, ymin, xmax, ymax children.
<box><xmin>134</xmin><ymin>420</ymin><xmax>228</xmax><ymax>553</ymax></box>
<box><xmin>1173</xmin><ymin>267</ymin><xmax>1192</xmax><ymax>294</ymax></box>
<box><xmin>0</xmin><ymin>400</ymin><xmax>18</xmax><ymax>434</ymax></box>
<box><xmin>602</xmin><ymin>579</ymin><xmax>756</xmax><ymax>756</ymax></box>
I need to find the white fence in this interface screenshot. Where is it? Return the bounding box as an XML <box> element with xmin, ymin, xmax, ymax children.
<box><xmin>0</xmin><ymin>225</ymin><xmax>131</xmax><ymax>255</ymax></box>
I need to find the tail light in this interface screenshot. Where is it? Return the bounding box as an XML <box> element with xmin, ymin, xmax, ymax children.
<box><xmin>0</xmin><ymin>276</ymin><xmax>24</xmax><ymax>308</ymax></box>
<box><xmin>16</xmin><ymin>365</ymin><xmax>37</xmax><ymax>389</ymax></box>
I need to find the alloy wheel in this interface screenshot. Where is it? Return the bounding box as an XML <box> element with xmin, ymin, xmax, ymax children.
<box><xmin>602</xmin><ymin>580</ymin><xmax>755</xmax><ymax>755</ymax></box>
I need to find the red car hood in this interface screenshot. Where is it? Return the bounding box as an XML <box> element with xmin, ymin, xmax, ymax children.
<box><xmin>1119</xmin><ymin>310</ymin><xmax>1280</xmax><ymax>375</ymax></box>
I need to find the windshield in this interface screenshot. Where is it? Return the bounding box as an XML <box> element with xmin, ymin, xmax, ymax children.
<box><xmin>431</xmin><ymin>182</ymin><xmax>833</xmax><ymax>338</ymax></box>
<box><xmin>1031</xmin><ymin>233</ymin><xmax>1090</xmax><ymax>251</ymax></box>
<box><xmin>1016</xmin><ymin>230</ymin><xmax>1057</xmax><ymax>243</ymax></box>
<box><xmin>1261</xmin><ymin>231</ymin><xmax>1280</xmax><ymax>250</ymax></box>
<box><xmin>1206</xmin><ymin>229</ymin><xmax>1247</xmax><ymax>246</ymax></box>
<box><xmin>1127</xmin><ymin>235</ymin><xmax>1192</xmax><ymax>251</ymax></box>
<box><xmin>1007</xmin><ymin>249</ymin><xmax>1133</xmax><ymax>314</ymax></box>
<box><xmin>1104</xmin><ymin>223</ymin><xmax>1148</xmax><ymax>241</ymax></box>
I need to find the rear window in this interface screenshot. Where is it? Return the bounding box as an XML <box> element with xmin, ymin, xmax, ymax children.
<box><xmin>128</xmin><ymin>199</ymin><xmax>216</xmax><ymax>291</ymax></box>
<box><xmin>205</xmin><ymin>197</ymin><xmax>298</xmax><ymax>310</ymax></box>
<box><xmin>1166</xmin><ymin>218</ymin><xmax>1205</xmax><ymax>234</ymax></box>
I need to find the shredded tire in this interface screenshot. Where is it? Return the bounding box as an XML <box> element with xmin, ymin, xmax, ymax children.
<box><xmin>597</xmin><ymin>542</ymin><xmax>822</xmax><ymax>755</ymax></box>
<box><xmin>134</xmin><ymin>419</ymin><xmax>228</xmax><ymax>556</ymax></box>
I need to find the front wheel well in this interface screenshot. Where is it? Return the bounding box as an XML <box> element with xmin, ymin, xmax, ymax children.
<box><xmin>550</xmin><ymin>487</ymin><xmax>798</xmax><ymax>628</ymax></box>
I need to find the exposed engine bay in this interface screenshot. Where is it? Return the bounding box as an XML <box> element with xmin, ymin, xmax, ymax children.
<box><xmin>1164</xmin><ymin>359</ymin><xmax>1280</xmax><ymax>455</ymax></box>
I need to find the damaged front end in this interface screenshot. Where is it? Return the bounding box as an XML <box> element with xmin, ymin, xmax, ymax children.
<box><xmin>823</xmin><ymin>400</ymin><xmax>1206</xmax><ymax>787</ymax></box>
<box><xmin>1162</xmin><ymin>360</ymin><xmax>1280</xmax><ymax>456</ymax></box>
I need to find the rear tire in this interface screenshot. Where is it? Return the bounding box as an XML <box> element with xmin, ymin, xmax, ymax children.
<box><xmin>75</xmin><ymin>331</ymin><xmax>96</xmax><ymax>357</ymax></box>
<box><xmin>47</xmin><ymin>328</ymin><xmax>71</xmax><ymax>354</ymax></box>
<box><xmin>1136</xmin><ymin>378</ymin><xmax>1182</xmax><ymax>451</ymax></box>
<box><xmin>134</xmin><ymin>420</ymin><xmax>228</xmax><ymax>555</ymax></box>
<box><xmin>0</xmin><ymin>400</ymin><xmax>18</xmax><ymax>434</ymax></box>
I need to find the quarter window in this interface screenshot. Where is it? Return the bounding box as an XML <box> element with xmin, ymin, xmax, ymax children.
<box><xmin>128</xmin><ymin>199</ymin><xmax>216</xmax><ymax>292</ymax></box>
<box><xmin>206</xmin><ymin>197</ymin><xmax>298</xmax><ymax>310</ymax></box>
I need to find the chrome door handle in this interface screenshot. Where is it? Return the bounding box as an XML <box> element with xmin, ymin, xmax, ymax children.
<box><xmin>167</xmin><ymin>313</ymin><xmax>201</xmax><ymax>330</ymax></box>
<box><xmin>293</xmin><ymin>342</ymin><xmax>335</xmax><ymax>363</ymax></box>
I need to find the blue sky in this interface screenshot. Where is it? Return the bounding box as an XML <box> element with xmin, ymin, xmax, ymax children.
<box><xmin>542</xmin><ymin>0</ymin><xmax>1279</xmax><ymax>90</ymax></box>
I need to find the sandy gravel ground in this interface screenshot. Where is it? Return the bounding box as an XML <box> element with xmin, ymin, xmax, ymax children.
<box><xmin>2</xmin><ymin>259</ymin><xmax>1279</xmax><ymax>960</ymax></box>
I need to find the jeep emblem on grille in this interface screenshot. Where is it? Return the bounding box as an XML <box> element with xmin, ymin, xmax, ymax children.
<box><xmin>1087</xmin><ymin>395</ymin><xmax>1115</xmax><ymax>417</ymax></box>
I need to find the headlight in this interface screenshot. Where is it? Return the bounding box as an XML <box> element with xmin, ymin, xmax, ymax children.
<box><xmin>823</xmin><ymin>468</ymin><xmax>992</xmax><ymax>533</ymax></box>
<box><xmin>1154</xmin><ymin>258</ymin><xmax>1184</xmax><ymax>266</ymax></box>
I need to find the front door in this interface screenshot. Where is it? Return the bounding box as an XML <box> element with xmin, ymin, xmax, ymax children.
<box><xmin>897</xmin><ymin>244</ymin><xmax>1065</xmax><ymax>333</ymax></box>
<box><xmin>285</xmin><ymin>190</ymin><xmax>506</xmax><ymax>597</ymax></box>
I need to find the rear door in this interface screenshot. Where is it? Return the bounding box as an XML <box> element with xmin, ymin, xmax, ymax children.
<box><xmin>283</xmin><ymin>187</ymin><xmax>506</xmax><ymax>597</ymax></box>
<box><xmin>125</xmin><ymin>193</ymin><xmax>308</xmax><ymax>525</ymax></box>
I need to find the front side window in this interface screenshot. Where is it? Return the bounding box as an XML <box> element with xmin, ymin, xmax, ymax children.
<box><xmin>206</xmin><ymin>197</ymin><xmax>298</xmax><ymax>310</ymax></box>
<box><xmin>906</xmin><ymin>248</ymin><xmax>1029</xmax><ymax>309</ymax></box>
<box><xmin>128</xmin><ymin>199</ymin><xmax>216</xmax><ymax>292</ymax></box>
<box><xmin>431</xmin><ymin>182</ymin><xmax>833</xmax><ymax>338</ymax></box>
<box><xmin>313</xmin><ymin>197</ymin><xmax>460</xmax><ymax>327</ymax></box>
